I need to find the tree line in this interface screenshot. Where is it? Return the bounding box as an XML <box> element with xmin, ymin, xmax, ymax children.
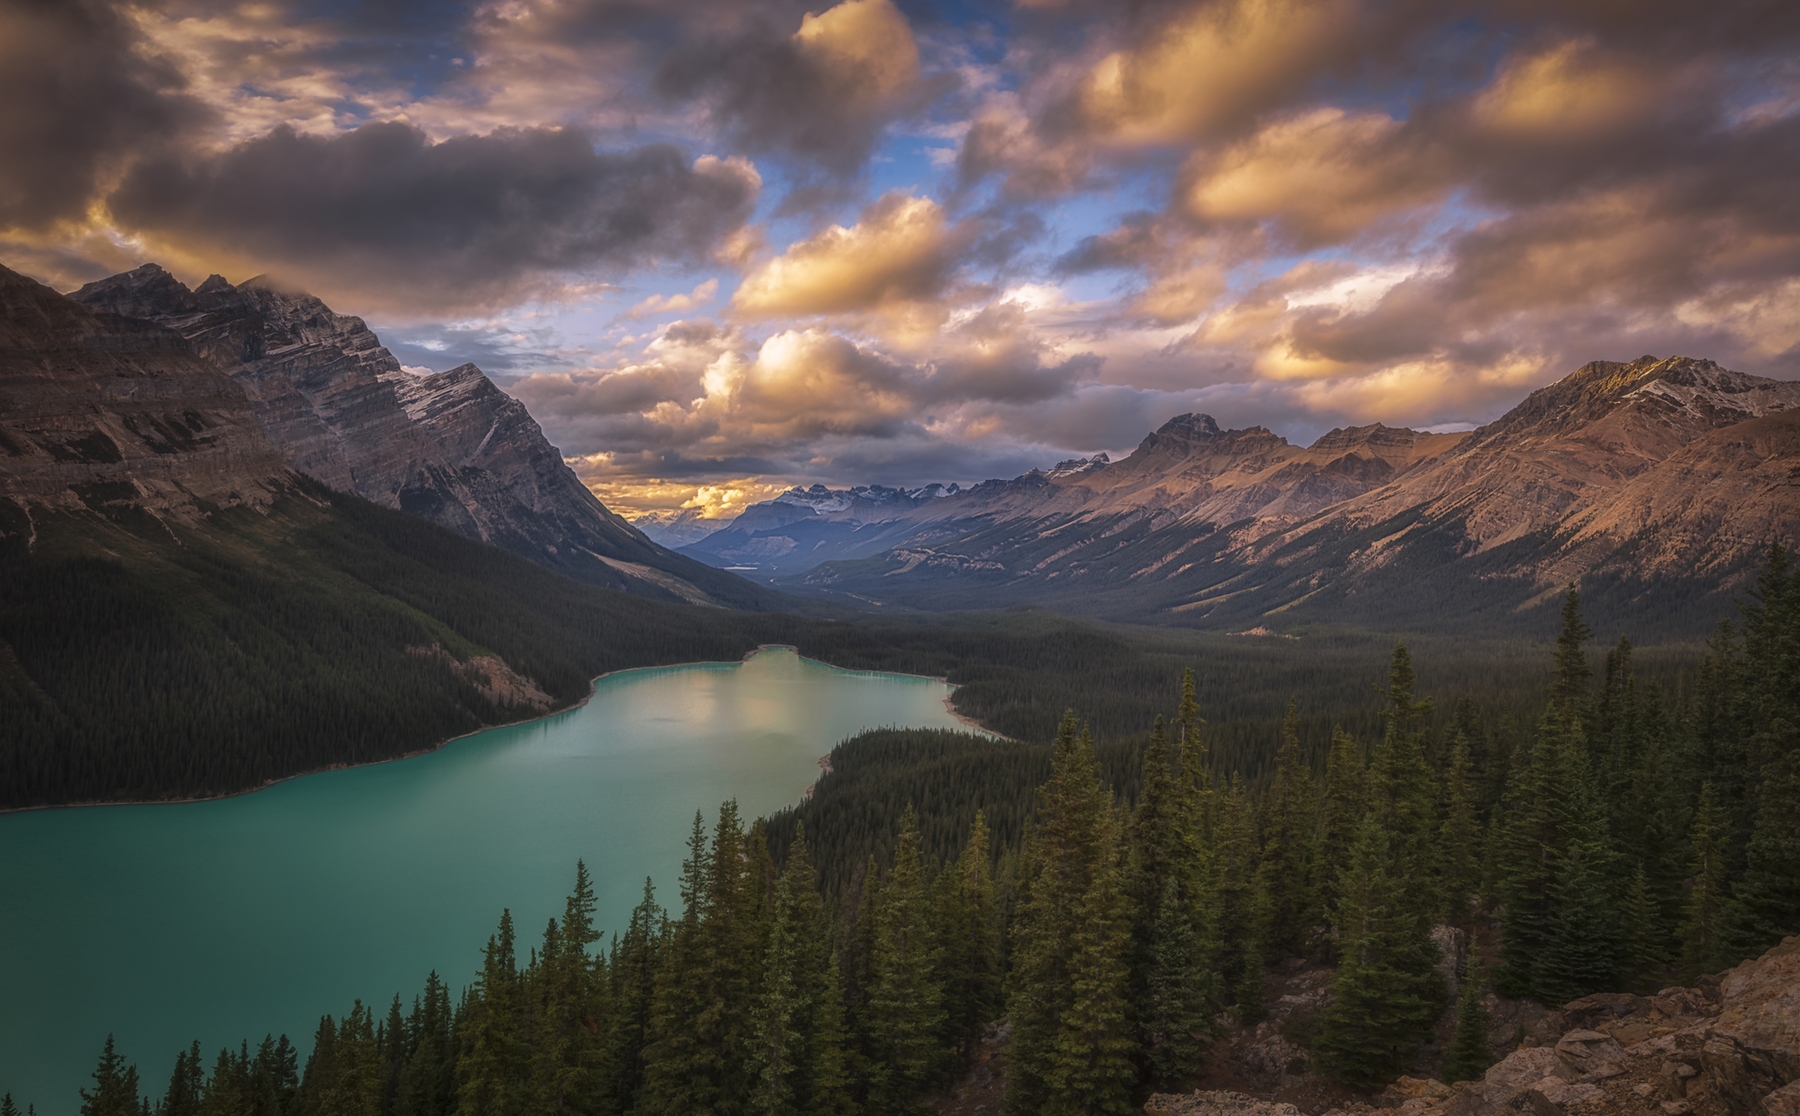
<box><xmin>18</xmin><ymin>546</ymin><xmax>1797</xmax><ymax>1116</ymax></box>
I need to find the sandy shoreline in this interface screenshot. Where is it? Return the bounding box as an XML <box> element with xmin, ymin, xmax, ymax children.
<box><xmin>2</xmin><ymin>644</ymin><xmax>996</xmax><ymax>816</ymax></box>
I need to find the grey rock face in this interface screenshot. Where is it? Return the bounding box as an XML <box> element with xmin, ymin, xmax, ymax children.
<box><xmin>71</xmin><ymin>264</ymin><xmax>776</xmax><ymax>608</ymax></box>
<box><xmin>0</xmin><ymin>264</ymin><xmax>295</xmax><ymax>521</ymax></box>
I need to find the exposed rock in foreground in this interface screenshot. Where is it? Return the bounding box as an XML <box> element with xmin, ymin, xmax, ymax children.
<box><xmin>1149</xmin><ymin>936</ymin><xmax>1800</xmax><ymax>1116</ymax></box>
<box><xmin>68</xmin><ymin>263</ymin><xmax>776</xmax><ymax>609</ymax></box>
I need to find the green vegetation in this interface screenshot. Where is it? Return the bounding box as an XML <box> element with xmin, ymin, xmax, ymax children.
<box><xmin>27</xmin><ymin>545</ymin><xmax>1797</xmax><ymax>1116</ymax></box>
<box><xmin>5</xmin><ymin>481</ymin><xmax>1702</xmax><ymax>811</ymax></box>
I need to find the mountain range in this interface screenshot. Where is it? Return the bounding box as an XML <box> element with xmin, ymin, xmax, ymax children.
<box><xmin>669</xmin><ymin>357</ymin><xmax>1800</xmax><ymax>635</ymax></box>
<box><xmin>7</xmin><ymin>253</ymin><xmax>1796</xmax><ymax>638</ymax></box>
<box><xmin>64</xmin><ymin>264</ymin><xmax>773</xmax><ymax>609</ymax></box>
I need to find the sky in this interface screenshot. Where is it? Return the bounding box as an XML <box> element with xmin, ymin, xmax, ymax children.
<box><xmin>3</xmin><ymin>0</ymin><xmax>1798</xmax><ymax>520</ymax></box>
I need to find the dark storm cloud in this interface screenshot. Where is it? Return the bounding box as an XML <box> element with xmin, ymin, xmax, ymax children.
<box><xmin>107</xmin><ymin>121</ymin><xmax>759</xmax><ymax>310</ymax></box>
<box><xmin>467</xmin><ymin>0</ymin><xmax>932</xmax><ymax>180</ymax></box>
<box><xmin>0</xmin><ymin>0</ymin><xmax>208</xmax><ymax>229</ymax></box>
<box><xmin>652</xmin><ymin>0</ymin><xmax>930</xmax><ymax>179</ymax></box>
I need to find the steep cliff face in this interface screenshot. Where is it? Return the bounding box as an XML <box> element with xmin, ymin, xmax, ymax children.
<box><xmin>71</xmin><ymin>264</ymin><xmax>776</xmax><ymax>608</ymax></box>
<box><xmin>0</xmin><ymin>264</ymin><xmax>295</xmax><ymax>523</ymax></box>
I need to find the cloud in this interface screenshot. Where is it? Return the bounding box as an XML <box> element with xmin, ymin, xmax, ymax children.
<box><xmin>106</xmin><ymin>122</ymin><xmax>760</xmax><ymax>313</ymax></box>
<box><xmin>1074</xmin><ymin>0</ymin><xmax>1365</xmax><ymax>148</ymax></box>
<box><xmin>654</xmin><ymin>0</ymin><xmax>925</xmax><ymax>177</ymax></box>
<box><xmin>627</xmin><ymin>277</ymin><xmax>719</xmax><ymax>318</ymax></box>
<box><xmin>1180</xmin><ymin>108</ymin><xmax>1452</xmax><ymax>247</ymax></box>
<box><xmin>730</xmin><ymin>191</ymin><xmax>966</xmax><ymax>318</ymax></box>
<box><xmin>0</xmin><ymin>0</ymin><xmax>206</xmax><ymax>230</ymax></box>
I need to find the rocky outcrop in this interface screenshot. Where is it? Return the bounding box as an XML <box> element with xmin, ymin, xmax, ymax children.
<box><xmin>1306</xmin><ymin>936</ymin><xmax>1800</xmax><ymax>1116</ymax></box>
<box><xmin>1145</xmin><ymin>1092</ymin><xmax>1303</xmax><ymax>1116</ymax></box>
<box><xmin>1147</xmin><ymin>938</ymin><xmax>1800</xmax><ymax>1116</ymax></box>
<box><xmin>69</xmin><ymin>264</ymin><xmax>777</xmax><ymax>608</ymax></box>
<box><xmin>0</xmin><ymin>264</ymin><xmax>296</xmax><ymax>522</ymax></box>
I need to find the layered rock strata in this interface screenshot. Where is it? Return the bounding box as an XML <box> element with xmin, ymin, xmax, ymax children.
<box><xmin>70</xmin><ymin>264</ymin><xmax>772</xmax><ymax>607</ymax></box>
<box><xmin>0</xmin><ymin>264</ymin><xmax>295</xmax><ymax>521</ymax></box>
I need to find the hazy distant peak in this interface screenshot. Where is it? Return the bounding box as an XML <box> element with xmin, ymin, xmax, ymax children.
<box><xmin>1045</xmin><ymin>453</ymin><xmax>1110</xmax><ymax>478</ymax></box>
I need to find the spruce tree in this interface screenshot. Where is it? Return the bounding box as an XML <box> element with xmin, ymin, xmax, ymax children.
<box><xmin>1141</xmin><ymin>876</ymin><xmax>1213</xmax><ymax>1088</ymax></box>
<box><xmin>1</xmin><ymin>1095</ymin><xmax>18</xmax><ymax>1116</ymax></box>
<box><xmin>1317</xmin><ymin>727</ymin><xmax>1366</xmax><ymax>917</ymax></box>
<box><xmin>1315</xmin><ymin>816</ymin><xmax>1444</xmax><ymax>1088</ymax></box>
<box><xmin>1005</xmin><ymin>714</ymin><xmax>1110</xmax><ymax>1116</ymax></box>
<box><xmin>1619</xmin><ymin>865</ymin><xmax>1671</xmax><ymax>994</ymax></box>
<box><xmin>458</xmin><ymin>912</ymin><xmax>525</xmax><ymax>1116</ymax></box>
<box><xmin>1679</xmin><ymin>783</ymin><xmax>1730</xmax><ymax>974</ymax></box>
<box><xmin>1209</xmin><ymin>776</ymin><xmax>1257</xmax><ymax>1004</ymax></box>
<box><xmin>864</xmin><ymin>810</ymin><xmax>945</xmax><ymax>1115</ymax></box>
<box><xmin>1044</xmin><ymin>815</ymin><xmax>1136</xmax><ymax>1116</ymax></box>
<box><xmin>753</xmin><ymin>873</ymin><xmax>807</xmax><ymax>1116</ymax></box>
<box><xmin>529</xmin><ymin>863</ymin><xmax>606</xmax><ymax>1115</ymax></box>
<box><xmin>608</xmin><ymin>879</ymin><xmax>664</xmax><ymax>1115</ymax></box>
<box><xmin>1255</xmin><ymin>701</ymin><xmax>1318</xmax><ymax>957</ymax></box>
<box><xmin>1439</xmin><ymin>737</ymin><xmax>1480</xmax><ymax>927</ymax></box>
<box><xmin>1724</xmin><ymin>751</ymin><xmax>1800</xmax><ymax>956</ymax></box>
<box><xmin>81</xmin><ymin>1036</ymin><xmax>142</xmax><ymax>1116</ymax></box>
<box><xmin>1440</xmin><ymin>965</ymin><xmax>1493</xmax><ymax>1084</ymax></box>
<box><xmin>157</xmin><ymin>1042</ymin><xmax>203</xmax><ymax>1116</ymax></box>
<box><xmin>397</xmin><ymin>975</ymin><xmax>454</xmax><ymax>1116</ymax></box>
<box><xmin>1536</xmin><ymin>816</ymin><xmax>1622</xmax><ymax>1004</ymax></box>
<box><xmin>938</xmin><ymin>812</ymin><xmax>1000</xmax><ymax>1068</ymax></box>
<box><xmin>1369</xmin><ymin>645</ymin><xmax>1439</xmax><ymax>922</ymax></box>
<box><xmin>639</xmin><ymin>813</ymin><xmax>719</xmax><ymax>1116</ymax></box>
<box><xmin>809</xmin><ymin>955</ymin><xmax>856</xmax><ymax>1116</ymax></box>
<box><xmin>1495</xmin><ymin>591</ymin><xmax>1598</xmax><ymax>1002</ymax></box>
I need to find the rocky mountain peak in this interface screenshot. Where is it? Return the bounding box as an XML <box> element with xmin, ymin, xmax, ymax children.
<box><xmin>1</xmin><ymin>266</ymin><xmax>294</xmax><ymax>521</ymax></box>
<box><xmin>1309</xmin><ymin>422</ymin><xmax>1430</xmax><ymax>453</ymax></box>
<box><xmin>1155</xmin><ymin>413</ymin><xmax>1224</xmax><ymax>440</ymax></box>
<box><xmin>71</xmin><ymin>263</ymin><xmax>198</xmax><ymax>320</ymax></box>
<box><xmin>58</xmin><ymin>260</ymin><xmax>778</xmax><ymax>608</ymax></box>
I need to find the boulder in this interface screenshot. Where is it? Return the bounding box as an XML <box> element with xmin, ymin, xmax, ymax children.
<box><xmin>1764</xmin><ymin>1080</ymin><xmax>1800</xmax><ymax>1116</ymax></box>
<box><xmin>1561</xmin><ymin>993</ymin><xmax>1651</xmax><ymax>1030</ymax></box>
<box><xmin>1143</xmin><ymin>1091</ymin><xmax>1302</xmax><ymax>1116</ymax></box>
<box><xmin>1701</xmin><ymin>936</ymin><xmax>1800</xmax><ymax>1111</ymax></box>
<box><xmin>1555</xmin><ymin>1029</ymin><xmax>1629</xmax><ymax>1082</ymax></box>
<box><xmin>1525</xmin><ymin>1075</ymin><xmax>1604</xmax><ymax>1113</ymax></box>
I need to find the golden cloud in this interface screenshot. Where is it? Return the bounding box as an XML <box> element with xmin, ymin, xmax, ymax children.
<box><xmin>1181</xmin><ymin>108</ymin><xmax>1451</xmax><ymax>245</ymax></box>
<box><xmin>730</xmin><ymin>191</ymin><xmax>963</xmax><ymax>318</ymax></box>
<box><xmin>1077</xmin><ymin>0</ymin><xmax>1361</xmax><ymax>146</ymax></box>
<box><xmin>794</xmin><ymin>0</ymin><xmax>920</xmax><ymax>109</ymax></box>
<box><xmin>719</xmin><ymin>329</ymin><xmax>913</xmax><ymax>433</ymax></box>
<box><xmin>1471</xmin><ymin>39</ymin><xmax>1662</xmax><ymax>141</ymax></box>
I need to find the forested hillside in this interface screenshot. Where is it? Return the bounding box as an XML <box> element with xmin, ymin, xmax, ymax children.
<box><xmin>27</xmin><ymin>548</ymin><xmax>1797</xmax><ymax>1116</ymax></box>
<box><xmin>8</xmin><ymin>473</ymin><xmax>1673</xmax><ymax>811</ymax></box>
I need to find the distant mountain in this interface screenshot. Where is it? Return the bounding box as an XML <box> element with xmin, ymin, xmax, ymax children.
<box><xmin>677</xmin><ymin>482</ymin><xmax>965</xmax><ymax>576</ymax></box>
<box><xmin>68</xmin><ymin>263</ymin><xmax>777</xmax><ymax>609</ymax></box>
<box><xmin>689</xmin><ymin>356</ymin><xmax>1798</xmax><ymax>635</ymax></box>
<box><xmin>634</xmin><ymin>507</ymin><xmax>734</xmax><ymax>549</ymax></box>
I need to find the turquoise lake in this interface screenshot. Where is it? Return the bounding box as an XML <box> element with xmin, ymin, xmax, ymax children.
<box><xmin>0</xmin><ymin>648</ymin><xmax>968</xmax><ymax>1114</ymax></box>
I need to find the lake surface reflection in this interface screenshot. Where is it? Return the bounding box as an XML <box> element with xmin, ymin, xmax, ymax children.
<box><xmin>0</xmin><ymin>648</ymin><xmax>966</xmax><ymax>1114</ymax></box>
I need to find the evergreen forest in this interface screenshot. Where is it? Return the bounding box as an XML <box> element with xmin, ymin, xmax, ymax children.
<box><xmin>2</xmin><ymin>483</ymin><xmax>1667</xmax><ymax>811</ymax></box>
<box><xmin>21</xmin><ymin>545</ymin><xmax>1798</xmax><ymax>1116</ymax></box>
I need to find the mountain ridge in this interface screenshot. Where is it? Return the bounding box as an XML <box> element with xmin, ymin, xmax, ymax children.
<box><xmin>68</xmin><ymin>263</ymin><xmax>777</xmax><ymax>609</ymax></box>
<box><xmin>677</xmin><ymin>355</ymin><xmax>1798</xmax><ymax>634</ymax></box>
